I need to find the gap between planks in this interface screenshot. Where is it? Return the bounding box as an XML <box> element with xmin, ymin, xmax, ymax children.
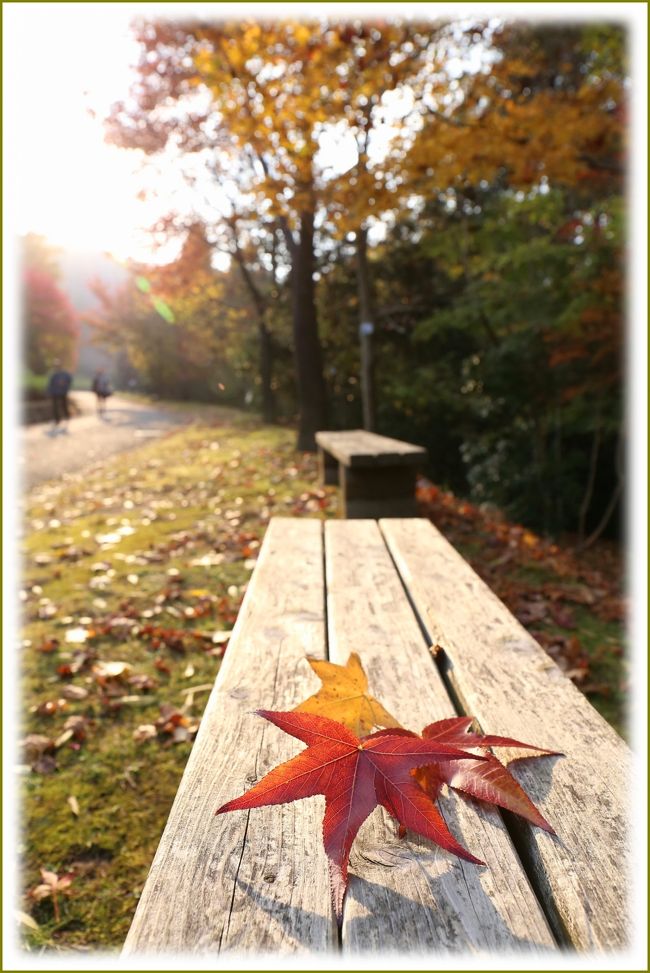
<box><xmin>324</xmin><ymin>518</ymin><xmax>556</xmax><ymax>955</ymax></box>
<box><xmin>379</xmin><ymin>517</ymin><xmax>631</xmax><ymax>952</ymax></box>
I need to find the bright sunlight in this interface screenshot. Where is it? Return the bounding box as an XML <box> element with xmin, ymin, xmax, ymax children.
<box><xmin>9</xmin><ymin>6</ymin><xmax>180</xmax><ymax>261</ymax></box>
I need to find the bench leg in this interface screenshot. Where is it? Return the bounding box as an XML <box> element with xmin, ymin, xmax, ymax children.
<box><xmin>318</xmin><ymin>448</ymin><xmax>340</xmax><ymax>486</ymax></box>
<box><xmin>340</xmin><ymin>465</ymin><xmax>419</xmax><ymax>519</ymax></box>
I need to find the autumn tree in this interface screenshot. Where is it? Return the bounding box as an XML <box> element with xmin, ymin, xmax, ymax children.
<box><xmin>21</xmin><ymin>235</ymin><xmax>78</xmax><ymax>374</ymax></box>
<box><xmin>407</xmin><ymin>22</ymin><xmax>625</xmax><ymax>194</ymax></box>
<box><xmin>86</xmin><ymin>226</ymin><xmax>275</xmax><ymax>405</ymax></box>
<box><xmin>152</xmin><ymin>217</ymin><xmax>292</xmax><ymax>418</ymax></box>
<box><xmin>207</xmin><ymin>208</ymin><xmax>288</xmax><ymax>424</ymax></box>
<box><xmin>22</xmin><ymin>232</ymin><xmax>62</xmax><ymax>280</ymax></box>
<box><xmin>401</xmin><ymin>22</ymin><xmax>626</xmax><ymax>537</ymax></box>
<box><xmin>105</xmin><ymin>17</ymin><xmax>454</xmax><ymax>447</ymax></box>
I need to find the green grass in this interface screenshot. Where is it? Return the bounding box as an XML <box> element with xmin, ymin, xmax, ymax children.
<box><xmin>18</xmin><ymin>415</ymin><xmax>338</xmax><ymax>951</ymax></box>
<box><xmin>23</xmin><ymin>370</ymin><xmax>48</xmax><ymax>396</ymax></box>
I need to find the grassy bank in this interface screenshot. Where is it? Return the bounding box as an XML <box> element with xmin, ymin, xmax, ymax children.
<box><xmin>18</xmin><ymin>414</ymin><xmax>338</xmax><ymax>950</ymax></box>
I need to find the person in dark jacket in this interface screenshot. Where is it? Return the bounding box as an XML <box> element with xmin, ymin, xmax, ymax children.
<box><xmin>46</xmin><ymin>361</ymin><xmax>72</xmax><ymax>430</ymax></box>
<box><xmin>91</xmin><ymin>368</ymin><xmax>112</xmax><ymax>415</ymax></box>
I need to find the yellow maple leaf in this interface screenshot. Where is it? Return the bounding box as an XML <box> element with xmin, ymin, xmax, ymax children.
<box><xmin>294</xmin><ymin>652</ymin><xmax>401</xmax><ymax>736</ymax></box>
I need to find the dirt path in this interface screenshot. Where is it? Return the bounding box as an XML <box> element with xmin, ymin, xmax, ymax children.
<box><xmin>19</xmin><ymin>392</ymin><xmax>195</xmax><ymax>490</ymax></box>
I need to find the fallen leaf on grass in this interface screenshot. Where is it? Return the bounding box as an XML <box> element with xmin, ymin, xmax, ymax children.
<box><xmin>33</xmin><ymin>699</ymin><xmax>67</xmax><ymax>717</ymax></box>
<box><xmin>15</xmin><ymin>909</ymin><xmax>39</xmax><ymax>930</ymax></box>
<box><xmin>29</xmin><ymin>869</ymin><xmax>73</xmax><ymax>922</ymax></box>
<box><xmin>122</xmin><ymin>763</ymin><xmax>141</xmax><ymax>788</ymax></box>
<box><xmin>57</xmin><ymin>650</ymin><xmax>95</xmax><ymax>678</ymax></box>
<box><xmin>217</xmin><ymin>710</ymin><xmax>485</xmax><ymax>922</ymax></box>
<box><xmin>33</xmin><ymin>755</ymin><xmax>58</xmax><ymax>775</ymax></box>
<box><xmin>155</xmin><ymin>704</ymin><xmax>200</xmax><ymax>743</ymax></box>
<box><xmin>549</xmin><ymin>603</ymin><xmax>577</xmax><ymax>629</ymax></box>
<box><xmin>22</xmin><ymin>735</ymin><xmax>55</xmax><ymax>760</ymax></box>
<box><xmin>67</xmin><ymin>796</ymin><xmax>80</xmax><ymax>816</ymax></box>
<box><xmin>63</xmin><ymin>715</ymin><xmax>91</xmax><ymax>741</ymax></box>
<box><xmin>105</xmin><ymin>615</ymin><xmax>137</xmax><ymax>634</ymax></box>
<box><xmin>54</xmin><ymin>728</ymin><xmax>75</xmax><ymax>749</ymax></box>
<box><xmin>38</xmin><ymin>638</ymin><xmax>60</xmax><ymax>654</ymax></box>
<box><xmin>190</xmin><ymin>552</ymin><xmax>225</xmax><ymax>568</ymax></box>
<box><xmin>92</xmin><ymin>661</ymin><xmax>132</xmax><ymax>684</ymax></box>
<box><xmin>156</xmin><ymin>703</ymin><xmax>187</xmax><ymax>731</ymax></box>
<box><xmin>182</xmin><ymin>683</ymin><xmax>214</xmax><ymax>710</ymax></box>
<box><xmin>127</xmin><ymin>673</ymin><xmax>158</xmax><ymax>692</ymax></box>
<box><xmin>515</xmin><ymin>598</ymin><xmax>549</xmax><ymax>625</ymax></box>
<box><xmin>22</xmin><ymin>735</ymin><xmax>56</xmax><ymax>775</ymax></box>
<box><xmin>140</xmin><ymin>625</ymin><xmax>189</xmax><ymax>654</ymax></box>
<box><xmin>37</xmin><ymin>602</ymin><xmax>58</xmax><ymax>620</ymax></box>
<box><xmin>60</xmin><ymin>685</ymin><xmax>89</xmax><ymax>701</ymax></box>
<box><xmin>133</xmin><ymin>724</ymin><xmax>158</xmax><ymax>743</ymax></box>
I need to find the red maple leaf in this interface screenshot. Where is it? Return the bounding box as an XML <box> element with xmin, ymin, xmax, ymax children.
<box><xmin>414</xmin><ymin>717</ymin><xmax>560</xmax><ymax>833</ymax></box>
<box><xmin>216</xmin><ymin>710</ymin><xmax>486</xmax><ymax>921</ymax></box>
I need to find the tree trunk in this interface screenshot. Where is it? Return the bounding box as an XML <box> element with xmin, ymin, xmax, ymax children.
<box><xmin>229</xmin><ymin>226</ymin><xmax>277</xmax><ymax>426</ymax></box>
<box><xmin>259</xmin><ymin>320</ymin><xmax>275</xmax><ymax>424</ymax></box>
<box><xmin>291</xmin><ymin>211</ymin><xmax>327</xmax><ymax>451</ymax></box>
<box><xmin>578</xmin><ymin>424</ymin><xmax>602</xmax><ymax>542</ymax></box>
<box><xmin>578</xmin><ymin>479</ymin><xmax>623</xmax><ymax>551</ymax></box>
<box><xmin>577</xmin><ymin>433</ymin><xmax>624</xmax><ymax>551</ymax></box>
<box><xmin>356</xmin><ymin>226</ymin><xmax>376</xmax><ymax>431</ymax></box>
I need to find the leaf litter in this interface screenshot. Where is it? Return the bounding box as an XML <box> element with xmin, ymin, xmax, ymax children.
<box><xmin>20</xmin><ymin>419</ymin><xmax>335</xmax><ymax>946</ymax></box>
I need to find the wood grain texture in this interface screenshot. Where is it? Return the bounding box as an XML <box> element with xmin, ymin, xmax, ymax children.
<box><xmin>315</xmin><ymin>429</ymin><xmax>426</xmax><ymax>467</ymax></box>
<box><xmin>324</xmin><ymin>520</ymin><xmax>556</xmax><ymax>955</ymax></box>
<box><xmin>124</xmin><ymin>518</ymin><xmax>336</xmax><ymax>955</ymax></box>
<box><xmin>380</xmin><ymin>518</ymin><xmax>631</xmax><ymax>951</ymax></box>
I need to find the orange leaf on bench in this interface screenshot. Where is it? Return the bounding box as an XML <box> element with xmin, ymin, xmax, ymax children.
<box><xmin>292</xmin><ymin>652</ymin><xmax>401</xmax><ymax>736</ymax></box>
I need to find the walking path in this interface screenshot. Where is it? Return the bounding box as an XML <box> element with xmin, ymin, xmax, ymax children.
<box><xmin>19</xmin><ymin>392</ymin><xmax>194</xmax><ymax>491</ymax></box>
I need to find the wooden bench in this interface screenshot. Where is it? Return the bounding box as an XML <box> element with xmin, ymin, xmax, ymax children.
<box><xmin>124</xmin><ymin>518</ymin><xmax>631</xmax><ymax>956</ymax></box>
<box><xmin>315</xmin><ymin>429</ymin><xmax>427</xmax><ymax>518</ymax></box>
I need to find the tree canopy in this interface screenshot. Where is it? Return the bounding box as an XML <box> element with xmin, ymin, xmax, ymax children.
<box><xmin>22</xmin><ymin>234</ymin><xmax>78</xmax><ymax>374</ymax></box>
<box><xmin>102</xmin><ymin>17</ymin><xmax>626</xmax><ymax>537</ymax></box>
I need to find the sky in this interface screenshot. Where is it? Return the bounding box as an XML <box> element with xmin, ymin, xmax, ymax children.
<box><xmin>6</xmin><ymin>6</ymin><xmax>184</xmax><ymax>262</ymax></box>
<box><xmin>4</xmin><ymin>3</ymin><xmax>429</xmax><ymax>265</ymax></box>
<box><xmin>3</xmin><ymin>3</ymin><xmax>454</xmax><ymax>264</ymax></box>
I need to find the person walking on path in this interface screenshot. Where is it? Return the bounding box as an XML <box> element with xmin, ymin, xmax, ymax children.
<box><xmin>47</xmin><ymin>361</ymin><xmax>73</xmax><ymax>431</ymax></box>
<box><xmin>91</xmin><ymin>368</ymin><xmax>112</xmax><ymax>416</ymax></box>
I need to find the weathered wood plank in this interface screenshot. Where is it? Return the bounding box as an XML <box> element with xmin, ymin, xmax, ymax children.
<box><xmin>380</xmin><ymin>517</ymin><xmax>630</xmax><ymax>951</ymax></box>
<box><xmin>324</xmin><ymin>520</ymin><xmax>557</xmax><ymax>954</ymax></box>
<box><xmin>315</xmin><ymin>429</ymin><xmax>426</xmax><ymax>467</ymax></box>
<box><xmin>124</xmin><ymin>518</ymin><xmax>335</xmax><ymax>954</ymax></box>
